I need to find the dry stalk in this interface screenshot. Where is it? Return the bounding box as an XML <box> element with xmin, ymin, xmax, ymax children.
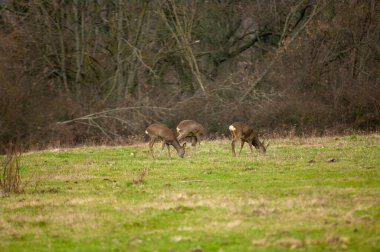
<box><xmin>1</xmin><ymin>143</ymin><xmax>22</xmax><ymax>194</ymax></box>
<box><xmin>133</xmin><ymin>167</ymin><xmax>149</xmax><ymax>185</ymax></box>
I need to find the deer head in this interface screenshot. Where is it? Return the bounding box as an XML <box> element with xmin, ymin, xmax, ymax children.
<box><xmin>253</xmin><ymin>138</ymin><xmax>268</xmax><ymax>153</ymax></box>
<box><xmin>177</xmin><ymin>142</ymin><xmax>186</xmax><ymax>158</ymax></box>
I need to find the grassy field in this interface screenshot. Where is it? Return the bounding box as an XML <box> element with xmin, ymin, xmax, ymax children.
<box><xmin>1</xmin><ymin>135</ymin><xmax>380</xmax><ymax>251</ymax></box>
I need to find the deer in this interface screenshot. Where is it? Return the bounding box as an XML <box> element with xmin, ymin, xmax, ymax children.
<box><xmin>176</xmin><ymin>120</ymin><xmax>205</xmax><ymax>146</ymax></box>
<box><xmin>229</xmin><ymin>122</ymin><xmax>268</xmax><ymax>157</ymax></box>
<box><xmin>145</xmin><ymin>123</ymin><xmax>186</xmax><ymax>158</ymax></box>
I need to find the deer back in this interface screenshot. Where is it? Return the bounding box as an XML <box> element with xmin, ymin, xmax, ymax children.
<box><xmin>230</xmin><ymin>122</ymin><xmax>252</xmax><ymax>136</ymax></box>
<box><xmin>146</xmin><ymin>123</ymin><xmax>176</xmax><ymax>141</ymax></box>
<box><xmin>177</xmin><ymin>120</ymin><xmax>204</xmax><ymax>137</ymax></box>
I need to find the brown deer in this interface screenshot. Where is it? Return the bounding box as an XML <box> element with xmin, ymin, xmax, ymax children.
<box><xmin>229</xmin><ymin>122</ymin><xmax>267</xmax><ymax>157</ymax></box>
<box><xmin>176</xmin><ymin>120</ymin><xmax>205</xmax><ymax>146</ymax></box>
<box><xmin>145</xmin><ymin>123</ymin><xmax>186</xmax><ymax>158</ymax></box>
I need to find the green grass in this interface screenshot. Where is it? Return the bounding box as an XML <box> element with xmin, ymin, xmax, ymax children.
<box><xmin>1</xmin><ymin>135</ymin><xmax>380</xmax><ymax>251</ymax></box>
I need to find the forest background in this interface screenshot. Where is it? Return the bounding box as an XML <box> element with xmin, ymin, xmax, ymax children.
<box><xmin>0</xmin><ymin>0</ymin><xmax>379</xmax><ymax>150</ymax></box>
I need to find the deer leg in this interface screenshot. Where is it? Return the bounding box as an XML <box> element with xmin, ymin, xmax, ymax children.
<box><xmin>239</xmin><ymin>141</ymin><xmax>245</xmax><ymax>156</ymax></box>
<box><xmin>166</xmin><ymin>144</ymin><xmax>171</xmax><ymax>158</ymax></box>
<box><xmin>248</xmin><ymin>141</ymin><xmax>254</xmax><ymax>155</ymax></box>
<box><xmin>148</xmin><ymin>137</ymin><xmax>157</xmax><ymax>158</ymax></box>
<box><xmin>231</xmin><ymin>139</ymin><xmax>237</xmax><ymax>157</ymax></box>
<box><xmin>191</xmin><ymin>136</ymin><xmax>197</xmax><ymax>147</ymax></box>
<box><xmin>230</xmin><ymin>130</ymin><xmax>236</xmax><ymax>141</ymax></box>
<box><xmin>189</xmin><ymin>137</ymin><xmax>197</xmax><ymax>154</ymax></box>
<box><xmin>159</xmin><ymin>141</ymin><xmax>166</xmax><ymax>156</ymax></box>
<box><xmin>195</xmin><ymin>133</ymin><xmax>201</xmax><ymax>145</ymax></box>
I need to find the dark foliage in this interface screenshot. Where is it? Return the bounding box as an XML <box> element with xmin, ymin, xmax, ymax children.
<box><xmin>0</xmin><ymin>1</ymin><xmax>379</xmax><ymax>150</ymax></box>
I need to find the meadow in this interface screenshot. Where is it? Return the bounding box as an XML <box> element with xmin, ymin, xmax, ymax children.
<box><xmin>0</xmin><ymin>135</ymin><xmax>379</xmax><ymax>251</ymax></box>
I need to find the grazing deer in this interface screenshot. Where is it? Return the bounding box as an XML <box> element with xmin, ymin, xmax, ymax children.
<box><xmin>176</xmin><ymin>120</ymin><xmax>205</xmax><ymax>146</ymax></box>
<box><xmin>229</xmin><ymin>122</ymin><xmax>268</xmax><ymax>157</ymax></box>
<box><xmin>145</xmin><ymin>123</ymin><xmax>186</xmax><ymax>158</ymax></box>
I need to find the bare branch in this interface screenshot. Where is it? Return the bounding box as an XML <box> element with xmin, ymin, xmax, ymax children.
<box><xmin>57</xmin><ymin>106</ymin><xmax>173</xmax><ymax>124</ymax></box>
<box><xmin>240</xmin><ymin>3</ymin><xmax>322</xmax><ymax>102</ymax></box>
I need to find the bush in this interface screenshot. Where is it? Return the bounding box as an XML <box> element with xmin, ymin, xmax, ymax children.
<box><xmin>0</xmin><ymin>144</ymin><xmax>22</xmax><ymax>194</ymax></box>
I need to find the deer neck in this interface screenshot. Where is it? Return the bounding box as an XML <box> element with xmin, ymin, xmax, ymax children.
<box><xmin>171</xmin><ymin>139</ymin><xmax>183</xmax><ymax>152</ymax></box>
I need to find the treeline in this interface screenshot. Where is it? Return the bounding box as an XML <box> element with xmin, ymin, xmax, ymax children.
<box><xmin>0</xmin><ymin>0</ymin><xmax>379</xmax><ymax>149</ymax></box>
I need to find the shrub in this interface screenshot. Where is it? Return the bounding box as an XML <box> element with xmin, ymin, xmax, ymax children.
<box><xmin>0</xmin><ymin>144</ymin><xmax>22</xmax><ymax>194</ymax></box>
